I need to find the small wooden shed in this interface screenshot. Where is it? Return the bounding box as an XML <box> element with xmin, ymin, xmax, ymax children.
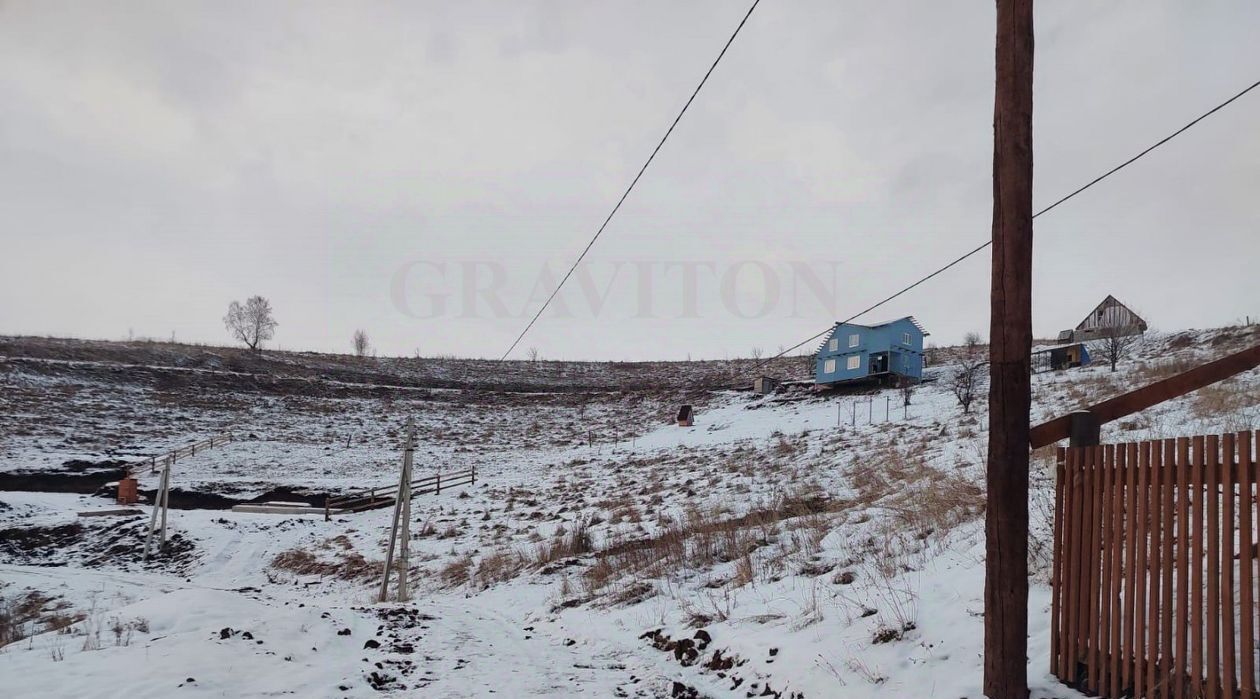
<box><xmin>1031</xmin><ymin>343</ymin><xmax>1090</xmax><ymax>373</ymax></box>
<box><xmin>753</xmin><ymin>377</ymin><xmax>779</xmax><ymax>395</ymax></box>
<box><xmin>676</xmin><ymin>405</ymin><xmax>694</xmax><ymax>427</ymax></box>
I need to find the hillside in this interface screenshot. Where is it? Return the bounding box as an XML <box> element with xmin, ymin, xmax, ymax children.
<box><xmin>0</xmin><ymin>325</ymin><xmax>1257</xmax><ymax>698</ymax></box>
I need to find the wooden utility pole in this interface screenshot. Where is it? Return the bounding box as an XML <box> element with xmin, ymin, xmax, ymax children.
<box><xmin>984</xmin><ymin>1</ymin><xmax>1034</xmax><ymax>697</ymax></box>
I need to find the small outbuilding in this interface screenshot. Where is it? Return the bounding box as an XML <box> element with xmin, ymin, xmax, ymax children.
<box><xmin>753</xmin><ymin>376</ymin><xmax>779</xmax><ymax>395</ymax></box>
<box><xmin>676</xmin><ymin>405</ymin><xmax>694</xmax><ymax>427</ymax></box>
<box><xmin>1031</xmin><ymin>343</ymin><xmax>1090</xmax><ymax>373</ymax></box>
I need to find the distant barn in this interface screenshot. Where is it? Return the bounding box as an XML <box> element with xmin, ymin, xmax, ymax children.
<box><xmin>1059</xmin><ymin>295</ymin><xmax>1147</xmax><ymax>343</ymax></box>
<box><xmin>815</xmin><ymin>316</ymin><xmax>928</xmax><ymax>388</ymax></box>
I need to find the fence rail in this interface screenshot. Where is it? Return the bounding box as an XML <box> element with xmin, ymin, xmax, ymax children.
<box><xmin>1053</xmin><ymin>430</ymin><xmax>1259</xmax><ymax>698</ymax></box>
<box><xmin>147</xmin><ymin>431</ymin><xmax>234</xmax><ymax>473</ymax></box>
<box><xmin>324</xmin><ymin>467</ymin><xmax>476</xmax><ymax>520</ymax></box>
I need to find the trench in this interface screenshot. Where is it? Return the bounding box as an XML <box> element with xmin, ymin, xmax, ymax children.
<box><xmin>0</xmin><ymin>460</ymin><xmax>326</xmax><ymax>511</ymax></box>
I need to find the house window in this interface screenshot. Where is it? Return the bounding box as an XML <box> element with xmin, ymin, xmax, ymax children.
<box><xmin>824</xmin><ymin>359</ymin><xmax>836</xmax><ymax>374</ymax></box>
<box><xmin>848</xmin><ymin>333</ymin><xmax>860</xmax><ymax>348</ymax></box>
<box><xmin>846</xmin><ymin>356</ymin><xmax>861</xmax><ymax>370</ymax></box>
<box><xmin>902</xmin><ymin>332</ymin><xmax>912</xmax><ymax>345</ymax></box>
<box><xmin>828</xmin><ymin>339</ymin><xmax>838</xmax><ymax>352</ymax></box>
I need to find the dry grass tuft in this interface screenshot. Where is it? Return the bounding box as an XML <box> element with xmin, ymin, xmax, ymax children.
<box><xmin>271</xmin><ymin>546</ymin><xmax>379</xmax><ymax>581</ymax></box>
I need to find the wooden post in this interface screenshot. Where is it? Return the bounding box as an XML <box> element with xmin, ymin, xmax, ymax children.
<box><xmin>379</xmin><ymin>419</ymin><xmax>416</xmax><ymax>602</ymax></box>
<box><xmin>984</xmin><ymin>1</ymin><xmax>1034</xmax><ymax>697</ymax></box>
<box><xmin>159</xmin><ymin>460</ymin><xmax>170</xmax><ymax>549</ymax></box>
<box><xmin>436</xmin><ymin>471</ymin><xmax>441</xmax><ymax>495</ymax></box>
<box><xmin>397</xmin><ymin>430</ymin><xmax>414</xmax><ymax>601</ymax></box>
<box><xmin>1068</xmin><ymin>411</ymin><xmax>1100</xmax><ymax>448</ymax></box>
<box><xmin>324</xmin><ymin>493</ymin><xmax>331</xmax><ymax>522</ymax></box>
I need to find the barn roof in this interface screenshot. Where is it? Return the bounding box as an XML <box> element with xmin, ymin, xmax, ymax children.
<box><xmin>1076</xmin><ymin>295</ymin><xmax>1145</xmax><ymax>330</ymax></box>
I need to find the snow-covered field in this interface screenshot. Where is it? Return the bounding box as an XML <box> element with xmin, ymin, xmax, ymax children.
<box><xmin>1</xmin><ymin>326</ymin><xmax>1257</xmax><ymax>698</ymax></box>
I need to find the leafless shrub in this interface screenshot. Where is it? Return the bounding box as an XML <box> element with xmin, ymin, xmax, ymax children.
<box><xmin>949</xmin><ymin>333</ymin><xmax>987</xmax><ymax>414</ymax></box>
<box><xmin>353</xmin><ymin>329</ymin><xmax>371</xmax><ymax>358</ymax></box>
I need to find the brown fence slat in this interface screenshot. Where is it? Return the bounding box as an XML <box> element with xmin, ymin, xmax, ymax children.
<box><xmin>1052</xmin><ymin>447</ymin><xmax>1066</xmax><ymax>676</ymax></box>
<box><xmin>1241</xmin><ymin>431</ymin><xmax>1256</xmax><ymax>697</ymax></box>
<box><xmin>1109</xmin><ymin>444</ymin><xmax>1125</xmax><ymax>697</ymax></box>
<box><xmin>1089</xmin><ymin>445</ymin><xmax>1105</xmax><ymax>692</ymax></box>
<box><xmin>1147</xmin><ymin>440</ymin><xmax>1163</xmax><ymax>697</ymax></box>
<box><xmin>1159</xmin><ymin>439</ymin><xmax>1176</xmax><ymax>699</ymax></box>
<box><xmin>1221</xmin><ymin>433</ymin><xmax>1237</xmax><ymax>698</ymax></box>
<box><xmin>1192</xmin><ymin>435</ymin><xmax>1206</xmax><ymax>697</ymax></box>
<box><xmin>1134</xmin><ymin>441</ymin><xmax>1151</xmax><ymax>698</ymax></box>
<box><xmin>1206</xmin><ymin>435</ymin><xmax>1221</xmax><ymax>699</ymax></box>
<box><xmin>1175</xmin><ymin>436</ymin><xmax>1191</xmax><ymax>699</ymax></box>
<box><xmin>1099</xmin><ymin>444</ymin><xmax>1116</xmax><ymax>695</ymax></box>
<box><xmin>1134</xmin><ymin>443</ymin><xmax>1144</xmax><ymax>690</ymax></box>
<box><xmin>1064</xmin><ymin>447</ymin><xmax>1080</xmax><ymax>679</ymax></box>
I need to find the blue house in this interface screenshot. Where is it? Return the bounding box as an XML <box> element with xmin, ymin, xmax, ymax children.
<box><xmin>815</xmin><ymin>316</ymin><xmax>929</xmax><ymax>387</ymax></box>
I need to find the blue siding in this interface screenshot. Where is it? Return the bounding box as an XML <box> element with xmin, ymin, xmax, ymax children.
<box><xmin>815</xmin><ymin>317</ymin><xmax>927</xmax><ymax>386</ymax></box>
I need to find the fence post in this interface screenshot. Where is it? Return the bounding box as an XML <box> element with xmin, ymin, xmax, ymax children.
<box><xmin>436</xmin><ymin>471</ymin><xmax>441</xmax><ymax>495</ymax></box>
<box><xmin>324</xmin><ymin>493</ymin><xmax>330</xmax><ymax>522</ymax></box>
<box><xmin>1069</xmin><ymin>411</ymin><xmax>1101</xmax><ymax>448</ymax></box>
<box><xmin>471</xmin><ymin>465</ymin><xmax>476</xmax><ymax>485</ymax></box>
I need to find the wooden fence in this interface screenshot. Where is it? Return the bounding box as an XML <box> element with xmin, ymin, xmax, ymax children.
<box><xmin>147</xmin><ymin>431</ymin><xmax>234</xmax><ymax>473</ymax></box>
<box><xmin>324</xmin><ymin>467</ymin><xmax>476</xmax><ymax>520</ymax></box>
<box><xmin>1052</xmin><ymin>430</ymin><xmax>1259</xmax><ymax>698</ymax></box>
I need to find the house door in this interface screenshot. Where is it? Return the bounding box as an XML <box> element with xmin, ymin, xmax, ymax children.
<box><xmin>869</xmin><ymin>352</ymin><xmax>889</xmax><ymax>375</ymax></box>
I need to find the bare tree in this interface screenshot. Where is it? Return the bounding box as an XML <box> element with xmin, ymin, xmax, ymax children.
<box><xmin>527</xmin><ymin>346</ymin><xmax>540</xmax><ymax>362</ymax></box>
<box><xmin>223</xmin><ymin>296</ymin><xmax>277</xmax><ymax>351</ymax></box>
<box><xmin>750</xmin><ymin>347</ymin><xmax>763</xmax><ymax>360</ymax></box>
<box><xmin>353</xmin><ymin>329</ymin><xmax>371</xmax><ymax>358</ymax></box>
<box><xmin>950</xmin><ymin>332</ymin><xmax>987</xmax><ymax>414</ymax></box>
<box><xmin>1088</xmin><ymin>325</ymin><xmax>1141</xmax><ymax>372</ymax></box>
<box><xmin>899</xmin><ymin>378</ymin><xmax>915</xmax><ymax>407</ymax></box>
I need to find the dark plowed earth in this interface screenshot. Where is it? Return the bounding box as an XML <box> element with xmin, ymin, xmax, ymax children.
<box><xmin>0</xmin><ymin>459</ymin><xmax>128</xmax><ymax>493</ymax></box>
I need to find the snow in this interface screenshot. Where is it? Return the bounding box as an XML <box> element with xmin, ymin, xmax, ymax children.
<box><xmin>1</xmin><ymin>327</ymin><xmax>1257</xmax><ymax>697</ymax></box>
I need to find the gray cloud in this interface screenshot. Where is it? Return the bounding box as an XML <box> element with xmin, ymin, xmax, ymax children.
<box><xmin>2</xmin><ymin>1</ymin><xmax>1257</xmax><ymax>359</ymax></box>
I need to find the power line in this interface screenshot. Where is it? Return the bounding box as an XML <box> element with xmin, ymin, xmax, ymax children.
<box><xmin>499</xmin><ymin>0</ymin><xmax>762</xmax><ymax>361</ymax></box>
<box><xmin>748</xmin><ymin>77</ymin><xmax>1260</xmax><ymax>374</ymax></box>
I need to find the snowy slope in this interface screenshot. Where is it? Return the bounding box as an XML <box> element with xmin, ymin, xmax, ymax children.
<box><xmin>1</xmin><ymin>325</ymin><xmax>1257</xmax><ymax>697</ymax></box>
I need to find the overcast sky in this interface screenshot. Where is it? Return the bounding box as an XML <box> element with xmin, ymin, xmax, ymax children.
<box><xmin>2</xmin><ymin>1</ymin><xmax>1257</xmax><ymax>360</ymax></box>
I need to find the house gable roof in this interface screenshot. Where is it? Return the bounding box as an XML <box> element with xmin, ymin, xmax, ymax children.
<box><xmin>1076</xmin><ymin>295</ymin><xmax>1146</xmax><ymax>331</ymax></box>
<box><xmin>815</xmin><ymin>316</ymin><xmax>929</xmax><ymax>353</ymax></box>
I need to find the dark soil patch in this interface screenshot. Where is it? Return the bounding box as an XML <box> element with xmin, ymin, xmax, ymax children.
<box><xmin>0</xmin><ymin>523</ymin><xmax>85</xmax><ymax>557</ymax></box>
<box><xmin>0</xmin><ymin>460</ymin><xmax>128</xmax><ymax>493</ymax></box>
